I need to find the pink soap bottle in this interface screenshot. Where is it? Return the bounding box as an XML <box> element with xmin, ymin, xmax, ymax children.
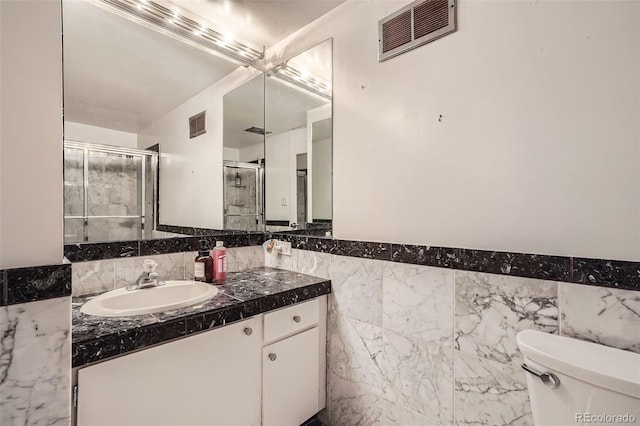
<box><xmin>212</xmin><ymin>241</ymin><xmax>227</xmax><ymax>283</ymax></box>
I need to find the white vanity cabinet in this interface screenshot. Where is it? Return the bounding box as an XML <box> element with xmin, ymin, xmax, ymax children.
<box><xmin>263</xmin><ymin>328</ymin><xmax>320</xmax><ymax>426</ymax></box>
<box><xmin>74</xmin><ymin>295</ymin><xmax>327</xmax><ymax>426</ymax></box>
<box><xmin>76</xmin><ymin>316</ymin><xmax>263</xmax><ymax>426</ymax></box>
<box><xmin>262</xmin><ymin>297</ymin><xmax>325</xmax><ymax>426</ymax></box>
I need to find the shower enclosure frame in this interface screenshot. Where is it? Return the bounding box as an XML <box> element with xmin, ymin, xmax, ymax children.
<box><xmin>64</xmin><ymin>140</ymin><xmax>159</xmax><ymax>242</ymax></box>
<box><xmin>223</xmin><ymin>161</ymin><xmax>264</xmax><ymax>230</ymax></box>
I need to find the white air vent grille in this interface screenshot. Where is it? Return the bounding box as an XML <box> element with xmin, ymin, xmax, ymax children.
<box><xmin>379</xmin><ymin>0</ymin><xmax>456</xmax><ymax>62</ymax></box>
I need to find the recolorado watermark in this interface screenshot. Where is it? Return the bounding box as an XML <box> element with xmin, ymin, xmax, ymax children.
<box><xmin>576</xmin><ymin>413</ymin><xmax>637</xmax><ymax>423</ymax></box>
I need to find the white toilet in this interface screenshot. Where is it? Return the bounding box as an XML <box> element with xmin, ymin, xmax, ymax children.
<box><xmin>516</xmin><ymin>329</ymin><xmax>640</xmax><ymax>425</ymax></box>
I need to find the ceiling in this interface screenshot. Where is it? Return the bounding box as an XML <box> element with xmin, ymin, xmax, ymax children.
<box><xmin>63</xmin><ymin>0</ymin><xmax>341</xmax><ymax>135</ymax></box>
<box><xmin>63</xmin><ymin>0</ymin><xmax>239</xmax><ymax>133</ymax></box>
<box><xmin>173</xmin><ymin>0</ymin><xmax>343</xmax><ymax>50</ymax></box>
<box><xmin>222</xmin><ymin>73</ymin><xmax>328</xmax><ymax>150</ymax></box>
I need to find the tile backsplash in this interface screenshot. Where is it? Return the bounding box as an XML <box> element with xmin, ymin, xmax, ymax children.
<box><xmin>72</xmin><ymin>246</ymin><xmax>265</xmax><ymax>296</ymax></box>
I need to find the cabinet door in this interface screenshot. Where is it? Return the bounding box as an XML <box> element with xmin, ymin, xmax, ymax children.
<box><xmin>77</xmin><ymin>317</ymin><xmax>261</xmax><ymax>426</ymax></box>
<box><xmin>262</xmin><ymin>327</ymin><xmax>320</xmax><ymax>426</ymax></box>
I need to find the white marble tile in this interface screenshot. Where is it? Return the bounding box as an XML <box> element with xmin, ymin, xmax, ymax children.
<box><xmin>560</xmin><ymin>283</ymin><xmax>640</xmax><ymax>353</ymax></box>
<box><xmin>115</xmin><ymin>253</ymin><xmax>185</xmax><ymax>288</ymax></box>
<box><xmin>184</xmin><ymin>251</ymin><xmax>199</xmax><ymax>280</ymax></box>
<box><xmin>227</xmin><ymin>246</ymin><xmax>264</xmax><ymax>272</ymax></box>
<box><xmin>264</xmin><ymin>248</ymin><xmax>294</xmax><ymax>270</ymax></box>
<box><xmin>72</xmin><ymin>259</ymin><xmax>115</xmax><ymax>296</ymax></box>
<box><xmin>382</xmin><ymin>398</ymin><xmax>441</xmax><ymax>426</ymax></box>
<box><xmin>454</xmin><ymin>351</ymin><xmax>532</xmax><ymax>426</ymax></box>
<box><xmin>383</xmin><ymin>262</ymin><xmax>453</xmax><ymax>341</ymax></box>
<box><xmin>330</xmin><ymin>255</ymin><xmax>383</xmax><ymax>326</ymax></box>
<box><xmin>293</xmin><ymin>249</ymin><xmax>331</xmax><ymax>279</ymax></box>
<box><xmin>382</xmin><ymin>330</ymin><xmax>453</xmax><ymax>424</ymax></box>
<box><xmin>328</xmin><ymin>313</ymin><xmax>383</xmax><ymax>390</ymax></box>
<box><xmin>328</xmin><ymin>372</ymin><xmax>383</xmax><ymax>426</ymax></box>
<box><xmin>0</xmin><ymin>298</ymin><xmax>71</xmax><ymax>426</ymax></box>
<box><xmin>455</xmin><ymin>271</ymin><xmax>558</xmax><ymax>367</ymax></box>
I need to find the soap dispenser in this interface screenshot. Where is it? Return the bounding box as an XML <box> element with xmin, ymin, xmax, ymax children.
<box><xmin>212</xmin><ymin>241</ymin><xmax>227</xmax><ymax>283</ymax></box>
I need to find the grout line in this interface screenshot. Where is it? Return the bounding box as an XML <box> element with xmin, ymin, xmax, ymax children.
<box><xmin>182</xmin><ymin>252</ymin><xmax>187</xmax><ymax>280</ymax></box>
<box><xmin>557</xmin><ymin>281</ymin><xmax>563</xmax><ymax>337</ymax></box>
<box><xmin>569</xmin><ymin>256</ymin><xmax>574</xmax><ymax>283</ymax></box>
<box><xmin>111</xmin><ymin>259</ymin><xmax>116</xmax><ymax>290</ymax></box>
<box><xmin>452</xmin><ymin>268</ymin><xmax>457</xmax><ymax>425</ymax></box>
<box><xmin>2</xmin><ymin>270</ymin><xmax>7</xmax><ymax>306</ymax></box>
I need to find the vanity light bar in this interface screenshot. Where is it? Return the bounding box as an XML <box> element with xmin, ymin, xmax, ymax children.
<box><xmin>96</xmin><ymin>0</ymin><xmax>264</xmax><ymax>65</ymax></box>
<box><xmin>273</xmin><ymin>64</ymin><xmax>332</xmax><ymax>101</ymax></box>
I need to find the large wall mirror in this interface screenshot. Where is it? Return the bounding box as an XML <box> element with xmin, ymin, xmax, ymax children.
<box><xmin>62</xmin><ymin>0</ymin><xmax>333</xmax><ymax>243</ymax></box>
<box><xmin>62</xmin><ymin>0</ymin><xmax>263</xmax><ymax>243</ymax></box>
<box><xmin>222</xmin><ymin>76</ymin><xmax>265</xmax><ymax>231</ymax></box>
<box><xmin>264</xmin><ymin>40</ymin><xmax>333</xmax><ymax>233</ymax></box>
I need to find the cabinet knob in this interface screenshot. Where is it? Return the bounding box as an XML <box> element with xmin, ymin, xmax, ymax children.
<box><xmin>268</xmin><ymin>353</ymin><xmax>277</xmax><ymax>361</ymax></box>
<box><xmin>293</xmin><ymin>315</ymin><xmax>301</xmax><ymax>323</ymax></box>
<box><xmin>243</xmin><ymin>327</ymin><xmax>253</xmax><ymax>336</ymax></box>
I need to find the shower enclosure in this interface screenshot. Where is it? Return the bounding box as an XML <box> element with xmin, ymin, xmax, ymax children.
<box><xmin>64</xmin><ymin>141</ymin><xmax>158</xmax><ymax>243</ymax></box>
<box><xmin>223</xmin><ymin>161</ymin><xmax>264</xmax><ymax>231</ymax></box>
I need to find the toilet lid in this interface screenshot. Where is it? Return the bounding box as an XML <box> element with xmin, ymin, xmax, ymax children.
<box><xmin>517</xmin><ymin>329</ymin><xmax>640</xmax><ymax>398</ymax></box>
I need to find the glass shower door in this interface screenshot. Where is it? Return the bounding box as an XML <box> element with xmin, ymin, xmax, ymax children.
<box><xmin>64</xmin><ymin>147</ymin><xmax>86</xmax><ymax>242</ymax></box>
<box><xmin>64</xmin><ymin>142</ymin><xmax>157</xmax><ymax>243</ymax></box>
<box><xmin>223</xmin><ymin>162</ymin><xmax>263</xmax><ymax>231</ymax></box>
<box><xmin>86</xmin><ymin>151</ymin><xmax>143</xmax><ymax>242</ymax></box>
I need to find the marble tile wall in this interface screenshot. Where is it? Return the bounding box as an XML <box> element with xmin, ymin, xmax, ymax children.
<box><xmin>0</xmin><ymin>298</ymin><xmax>71</xmax><ymax>426</ymax></box>
<box><xmin>72</xmin><ymin>246</ymin><xmax>265</xmax><ymax>296</ymax></box>
<box><xmin>287</xmin><ymin>249</ymin><xmax>640</xmax><ymax>426</ymax></box>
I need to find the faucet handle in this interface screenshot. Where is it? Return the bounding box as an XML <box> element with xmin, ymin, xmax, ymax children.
<box><xmin>143</xmin><ymin>259</ymin><xmax>158</xmax><ymax>273</ymax></box>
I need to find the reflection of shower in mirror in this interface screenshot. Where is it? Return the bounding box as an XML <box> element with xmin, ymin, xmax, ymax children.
<box><xmin>223</xmin><ymin>162</ymin><xmax>264</xmax><ymax>231</ymax></box>
<box><xmin>63</xmin><ymin>141</ymin><xmax>159</xmax><ymax>243</ymax></box>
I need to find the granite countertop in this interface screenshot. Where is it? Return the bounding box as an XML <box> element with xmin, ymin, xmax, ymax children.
<box><xmin>72</xmin><ymin>267</ymin><xmax>331</xmax><ymax>368</ymax></box>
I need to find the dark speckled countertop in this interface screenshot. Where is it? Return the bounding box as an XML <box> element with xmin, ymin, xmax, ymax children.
<box><xmin>72</xmin><ymin>267</ymin><xmax>331</xmax><ymax>368</ymax></box>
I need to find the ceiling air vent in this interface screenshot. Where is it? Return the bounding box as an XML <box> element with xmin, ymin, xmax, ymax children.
<box><xmin>378</xmin><ymin>0</ymin><xmax>456</xmax><ymax>62</ymax></box>
<box><xmin>189</xmin><ymin>111</ymin><xmax>206</xmax><ymax>139</ymax></box>
<box><xmin>244</xmin><ymin>127</ymin><xmax>272</xmax><ymax>135</ymax></box>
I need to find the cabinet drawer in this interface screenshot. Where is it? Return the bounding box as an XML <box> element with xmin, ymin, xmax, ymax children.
<box><xmin>264</xmin><ymin>298</ymin><xmax>319</xmax><ymax>343</ymax></box>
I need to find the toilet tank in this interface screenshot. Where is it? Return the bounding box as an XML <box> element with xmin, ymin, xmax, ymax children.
<box><xmin>517</xmin><ymin>330</ymin><xmax>640</xmax><ymax>426</ymax></box>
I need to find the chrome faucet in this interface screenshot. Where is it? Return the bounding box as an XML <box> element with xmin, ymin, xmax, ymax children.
<box><xmin>127</xmin><ymin>259</ymin><xmax>165</xmax><ymax>291</ymax></box>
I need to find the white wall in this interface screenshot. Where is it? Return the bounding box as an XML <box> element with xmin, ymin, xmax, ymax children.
<box><xmin>265</xmin><ymin>127</ymin><xmax>306</xmax><ymax>223</ymax></box>
<box><xmin>265</xmin><ymin>0</ymin><xmax>640</xmax><ymax>261</ymax></box>
<box><xmin>139</xmin><ymin>67</ymin><xmax>260</xmax><ymax>229</ymax></box>
<box><xmin>65</xmin><ymin>121</ymin><xmax>138</xmax><ymax>148</ymax></box>
<box><xmin>223</xmin><ymin>147</ymin><xmax>240</xmax><ymax>162</ymax></box>
<box><xmin>265</xmin><ymin>131</ymin><xmax>291</xmax><ymax>220</ymax></box>
<box><xmin>0</xmin><ymin>0</ymin><xmax>63</xmax><ymax>268</ymax></box>
<box><xmin>239</xmin><ymin>142</ymin><xmax>264</xmax><ymax>163</ymax></box>
<box><xmin>312</xmin><ymin>137</ymin><xmax>331</xmax><ymax>220</ymax></box>
<box><xmin>290</xmin><ymin>127</ymin><xmax>307</xmax><ymax>223</ymax></box>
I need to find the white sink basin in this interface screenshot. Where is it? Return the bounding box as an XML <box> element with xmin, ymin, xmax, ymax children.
<box><xmin>80</xmin><ymin>280</ymin><xmax>218</xmax><ymax>317</ymax></box>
